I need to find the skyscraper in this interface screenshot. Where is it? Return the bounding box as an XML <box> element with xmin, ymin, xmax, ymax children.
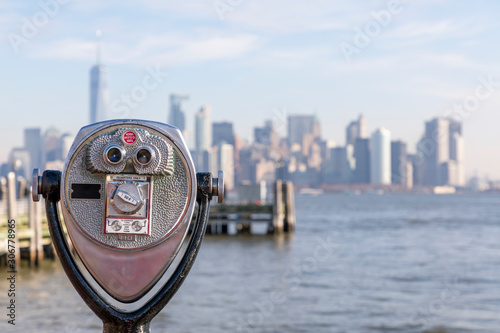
<box><xmin>358</xmin><ymin>115</ymin><xmax>367</xmax><ymax>139</ymax></box>
<box><xmin>423</xmin><ymin>118</ymin><xmax>450</xmax><ymax>186</ymax></box>
<box><xmin>411</xmin><ymin>139</ymin><xmax>428</xmax><ymax>187</ymax></box>
<box><xmin>448</xmin><ymin>120</ymin><xmax>465</xmax><ymax>186</ymax></box>
<box><xmin>346</xmin><ymin>114</ymin><xmax>366</xmax><ymax>146</ymax></box>
<box><xmin>371</xmin><ymin>128</ymin><xmax>391</xmax><ymax>185</ymax></box>
<box><xmin>391</xmin><ymin>140</ymin><xmax>408</xmax><ymax>185</ymax></box>
<box><xmin>168</xmin><ymin>94</ymin><xmax>189</xmax><ymax>131</ymax></box>
<box><xmin>218</xmin><ymin>143</ymin><xmax>235</xmax><ymax>191</ymax></box>
<box><xmin>89</xmin><ymin>31</ymin><xmax>109</xmax><ymax>124</ymax></box>
<box><xmin>194</xmin><ymin>106</ymin><xmax>212</xmax><ymax>171</ymax></box>
<box><xmin>352</xmin><ymin>138</ymin><xmax>370</xmax><ymax>184</ymax></box>
<box><xmin>24</xmin><ymin>128</ymin><xmax>42</xmax><ymax>175</ymax></box>
<box><xmin>254</xmin><ymin>120</ymin><xmax>278</xmax><ymax>148</ymax></box>
<box><xmin>195</xmin><ymin>105</ymin><xmax>212</xmax><ymax>152</ymax></box>
<box><xmin>44</xmin><ymin>127</ymin><xmax>61</xmax><ymax>163</ymax></box>
<box><xmin>212</xmin><ymin>122</ymin><xmax>235</xmax><ymax>147</ymax></box>
<box><xmin>323</xmin><ymin>147</ymin><xmax>352</xmax><ymax>184</ymax></box>
<box><xmin>287</xmin><ymin>115</ymin><xmax>315</xmax><ymax>146</ymax></box>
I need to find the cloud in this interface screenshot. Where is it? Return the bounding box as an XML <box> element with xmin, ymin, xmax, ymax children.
<box><xmin>390</xmin><ymin>20</ymin><xmax>456</xmax><ymax>38</ymax></box>
<box><xmin>385</xmin><ymin>19</ymin><xmax>486</xmax><ymax>44</ymax></box>
<box><xmin>34</xmin><ymin>33</ymin><xmax>261</xmax><ymax>66</ymax></box>
<box><xmin>144</xmin><ymin>34</ymin><xmax>260</xmax><ymax>66</ymax></box>
<box><xmin>253</xmin><ymin>46</ymin><xmax>333</xmax><ymax>68</ymax></box>
<box><xmin>221</xmin><ymin>1</ymin><xmax>363</xmax><ymax>33</ymax></box>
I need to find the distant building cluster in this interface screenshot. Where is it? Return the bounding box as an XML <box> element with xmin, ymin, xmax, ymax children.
<box><xmin>170</xmin><ymin>101</ymin><xmax>466</xmax><ymax>192</ymax></box>
<box><xmin>1</xmin><ymin>108</ymin><xmax>467</xmax><ymax>196</ymax></box>
<box><xmin>1</xmin><ymin>128</ymin><xmax>75</xmax><ymax>182</ymax></box>
<box><xmin>319</xmin><ymin>115</ymin><xmax>466</xmax><ymax>189</ymax></box>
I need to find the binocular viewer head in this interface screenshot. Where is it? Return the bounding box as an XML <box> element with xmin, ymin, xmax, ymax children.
<box><xmin>33</xmin><ymin>119</ymin><xmax>222</xmax><ymax>328</ymax></box>
<box><xmin>61</xmin><ymin>121</ymin><xmax>196</xmax><ymax>251</ymax></box>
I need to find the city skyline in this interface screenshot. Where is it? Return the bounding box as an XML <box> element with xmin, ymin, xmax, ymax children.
<box><xmin>1</xmin><ymin>1</ymin><xmax>500</xmax><ymax>178</ymax></box>
<box><xmin>0</xmin><ymin>92</ymin><xmax>484</xmax><ymax>186</ymax></box>
<box><xmin>2</xmin><ymin>110</ymin><xmax>470</xmax><ymax>189</ymax></box>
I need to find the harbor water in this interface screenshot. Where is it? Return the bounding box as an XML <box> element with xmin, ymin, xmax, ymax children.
<box><xmin>2</xmin><ymin>193</ymin><xmax>500</xmax><ymax>332</ymax></box>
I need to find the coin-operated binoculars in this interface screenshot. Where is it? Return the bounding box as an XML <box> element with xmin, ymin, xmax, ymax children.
<box><xmin>32</xmin><ymin>120</ymin><xmax>223</xmax><ymax>332</ymax></box>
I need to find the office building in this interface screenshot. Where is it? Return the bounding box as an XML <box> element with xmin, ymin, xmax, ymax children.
<box><xmin>237</xmin><ymin>148</ymin><xmax>254</xmax><ymax>183</ymax></box>
<box><xmin>195</xmin><ymin>106</ymin><xmax>212</xmax><ymax>152</ymax></box>
<box><xmin>323</xmin><ymin>147</ymin><xmax>352</xmax><ymax>184</ymax></box>
<box><xmin>212</xmin><ymin>122</ymin><xmax>235</xmax><ymax>147</ymax></box>
<box><xmin>44</xmin><ymin>128</ymin><xmax>61</xmax><ymax>163</ymax></box>
<box><xmin>287</xmin><ymin>115</ymin><xmax>315</xmax><ymax>146</ymax></box>
<box><xmin>448</xmin><ymin>120</ymin><xmax>465</xmax><ymax>186</ymax></box>
<box><xmin>254</xmin><ymin>120</ymin><xmax>279</xmax><ymax>149</ymax></box>
<box><xmin>423</xmin><ymin>118</ymin><xmax>450</xmax><ymax>186</ymax></box>
<box><xmin>194</xmin><ymin>106</ymin><xmax>212</xmax><ymax>171</ymax></box>
<box><xmin>440</xmin><ymin>161</ymin><xmax>460</xmax><ymax>187</ymax></box>
<box><xmin>371</xmin><ymin>128</ymin><xmax>391</xmax><ymax>185</ymax></box>
<box><xmin>89</xmin><ymin>34</ymin><xmax>108</xmax><ymax>124</ymax></box>
<box><xmin>391</xmin><ymin>140</ymin><xmax>408</xmax><ymax>185</ymax></box>
<box><xmin>405</xmin><ymin>161</ymin><xmax>413</xmax><ymax>189</ymax></box>
<box><xmin>346</xmin><ymin>114</ymin><xmax>366</xmax><ymax>146</ymax></box>
<box><xmin>352</xmin><ymin>138</ymin><xmax>370</xmax><ymax>184</ymax></box>
<box><xmin>168</xmin><ymin>94</ymin><xmax>189</xmax><ymax>131</ymax></box>
<box><xmin>411</xmin><ymin>139</ymin><xmax>428</xmax><ymax>187</ymax></box>
<box><xmin>24</xmin><ymin>128</ymin><xmax>43</xmax><ymax>175</ymax></box>
<box><xmin>218</xmin><ymin>143</ymin><xmax>235</xmax><ymax>191</ymax></box>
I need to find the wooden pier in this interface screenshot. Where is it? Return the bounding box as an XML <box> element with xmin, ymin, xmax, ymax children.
<box><xmin>0</xmin><ymin>172</ymin><xmax>54</xmax><ymax>268</ymax></box>
<box><xmin>205</xmin><ymin>180</ymin><xmax>296</xmax><ymax>235</ymax></box>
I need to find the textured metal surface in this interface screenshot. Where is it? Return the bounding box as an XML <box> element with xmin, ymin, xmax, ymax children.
<box><xmin>63</xmin><ymin>125</ymin><xmax>190</xmax><ymax>249</ymax></box>
<box><xmin>86</xmin><ymin>127</ymin><xmax>174</xmax><ymax>176</ymax></box>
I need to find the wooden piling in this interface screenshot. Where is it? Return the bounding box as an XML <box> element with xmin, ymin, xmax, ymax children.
<box><xmin>283</xmin><ymin>181</ymin><xmax>296</xmax><ymax>232</ymax></box>
<box><xmin>272</xmin><ymin>180</ymin><xmax>284</xmax><ymax>233</ymax></box>
<box><xmin>18</xmin><ymin>176</ymin><xmax>26</xmax><ymax>200</ymax></box>
<box><xmin>0</xmin><ymin>177</ymin><xmax>6</xmax><ymax>201</ymax></box>
<box><xmin>29</xmin><ymin>187</ymin><xmax>44</xmax><ymax>266</ymax></box>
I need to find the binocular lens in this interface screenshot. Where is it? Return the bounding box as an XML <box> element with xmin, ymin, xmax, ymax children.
<box><xmin>136</xmin><ymin>148</ymin><xmax>152</xmax><ymax>165</ymax></box>
<box><xmin>105</xmin><ymin>146</ymin><xmax>124</xmax><ymax>164</ymax></box>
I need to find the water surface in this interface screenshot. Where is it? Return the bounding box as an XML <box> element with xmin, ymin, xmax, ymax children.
<box><xmin>2</xmin><ymin>193</ymin><xmax>499</xmax><ymax>332</ymax></box>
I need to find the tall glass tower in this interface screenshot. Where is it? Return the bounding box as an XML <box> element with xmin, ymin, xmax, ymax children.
<box><xmin>371</xmin><ymin>127</ymin><xmax>392</xmax><ymax>185</ymax></box>
<box><xmin>168</xmin><ymin>94</ymin><xmax>189</xmax><ymax>131</ymax></box>
<box><xmin>89</xmin><ymin>31</ymin><xmax>109</xmax><ymax>124</ymax></box>
<box><xmin>195</xmin><ymin>105</ymin><xmax>212</xmax><ymax>152</ymax></box>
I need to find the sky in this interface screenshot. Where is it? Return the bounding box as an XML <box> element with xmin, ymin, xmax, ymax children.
<box><xmin>1</xmin><ymin>0</ymin><xmax>500</xmax><ymax>179</ymax></box>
